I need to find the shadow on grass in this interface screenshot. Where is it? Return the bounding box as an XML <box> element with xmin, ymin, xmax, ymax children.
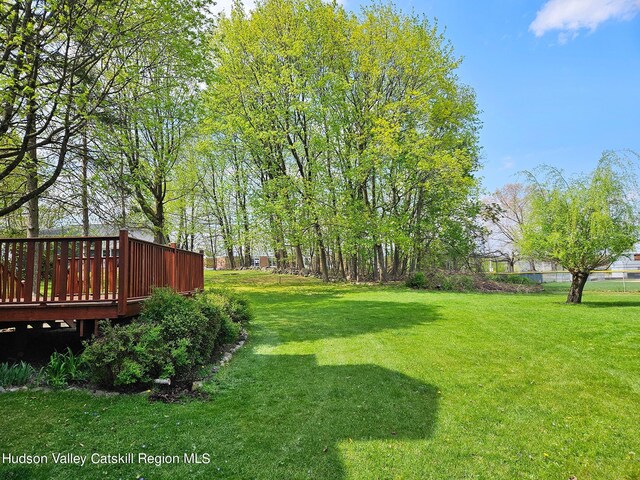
<box><xmin>207</xmin><ymin>354</ymin><xmax>439</xmax><ymax>479</ymax></box>
<box><xmin>0</xmin><ymin>355</ymin><xmax>438</xmax><ymax>480</ymax></box>
<box><xmin>581</xmin><ymin>300</ymin><xmax>640</xmax><ymax>308</ymax></box>
<box><xmin>248</xmin><ymin>291</ymin><xmax>440</xmax><ymax>344</ymax></box>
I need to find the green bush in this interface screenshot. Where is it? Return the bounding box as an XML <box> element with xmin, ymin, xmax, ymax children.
<box><xmin>81</xmin><ymin>288</ymin><xmax>248</xmax><ymax>390</ymax></box>
<box><xmin>405</xmin><ymin>272</ymin><xmax>427</xmax><ymax>289</ymax></box>
<box><xmin>81</xmin><ymin>322</ymin><xmax>170</xmax><ymax>388</ymax></box>
<box><xmin>488</xmin><ymin>274</ymin><xmax>535</xmax><ymax>285</ymax></box>
<box><xmin>406</xmin><ymin>271</ymin><xmax>476</xmax><ymax>292</ymax></box>
<box><xmin>218</xmin><ymin>315</ymin><xmax>242</xmax><ymax>345</ymax></box>
<box><xmin>0</xmin><ymin>361</ymin><xmax>35</xmax><ymax>387</ymax></box>
<box><xmin>198</xmin><ymin>288</ymin><xmax>252</xmax><ymax>324</ymax></box>
<box><xmin>442</xmin><ymin>274</ymin><xmax>475</xmax><ymax>291</ymax></box>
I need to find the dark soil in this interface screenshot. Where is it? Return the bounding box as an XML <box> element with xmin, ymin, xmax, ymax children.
<box><xmin>148</xmin><ymin>387</ymin><xmax>210</xmax><ymax>403</ymax></box>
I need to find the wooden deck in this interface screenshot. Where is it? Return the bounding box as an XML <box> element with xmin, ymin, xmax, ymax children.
<box><xmin>0</xmin><ymin>230</ymin><xmax>204</xmax><ymax>334</ymax></box>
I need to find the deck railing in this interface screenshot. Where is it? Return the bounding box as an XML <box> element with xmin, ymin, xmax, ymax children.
<box><xmin>0</xmin><ymin>230</ymin><xmax>204</xmax><ymax>316</ymax></box>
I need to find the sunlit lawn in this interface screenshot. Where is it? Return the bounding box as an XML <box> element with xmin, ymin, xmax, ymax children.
<box><xmin>1</xmin><ymin>270</ymin><xmax>639</xmax><ymax>479</ymax></box>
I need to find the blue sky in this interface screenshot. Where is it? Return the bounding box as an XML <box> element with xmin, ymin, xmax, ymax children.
<box><xmin>215</xmin><ymin>0</ymin><xmax>640</xmax><ymax>193</ymax></box>
<box><xmin>359</xmin><ymin>0</ymin><xmax>640</xmax><ymax>192</ymax></box>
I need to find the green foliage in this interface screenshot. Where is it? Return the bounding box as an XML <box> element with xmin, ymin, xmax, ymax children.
<box><xmin>197</xmin><ymin>288</ymin><xmax>253</xmax><ymax>325</ymax></box>
<box><xmin>405</xmin><ymin>270</ymin><xmax>474</xmax><ymax>291</ymax></box>
<box><xmin>42</xmin><ymin>348</ymin><xmax>87</xmax><ymax>389</ymax></box>
<box><xmin>206</xmin><ymin>0</ymin><xmax>481</xmax><ymax>280</ymax></box>
<box><xmin>440</xmin><ymin>274</ymin><xmax>475</xmax><ymax>292</ymax></box>
<box><xmin>520</xmin><ymin>151</ymin><xmax>640</xmax><ymax>302</ymax></box>
<box><xmin>407</xmin><ymin>271</ymin><xmax>535</xmax><ymax>292</ymax></box>
<box><xmin>81</xmin><ymin>289</ymin><xmax>248</xmax><ymax>389</ymax></box>
<box><xmin>81</xmin><ymin>322</ymin><xmax>170</xmax><ymax>388</ymax></box>
<box><xmin>0</xmin><ymin>361</ymin><xmax>35</xmax><ymax>387</ymax></box>
<box><xmin>405</xmin><ymin>272</ymin><xmax>427</xmax><ymax>289</ymax></box>
<box><xmin>488</xmin><ymin>274</ymin><xmax>535</xmax><ymax>286</ymax></box>
<box><xmin>218</xmin><ymin>316</ymin><xmax>242</xmax><ymax>346</ymax></box>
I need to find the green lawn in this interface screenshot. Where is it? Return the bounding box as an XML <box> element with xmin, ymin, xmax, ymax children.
<box><xmin>541</xmin><ymin>278</ymin><xmax>640</xmax><ymax>293</ymax></box>
<box><xmin>1</xmin><ymin>270</ymin><xmax>639</xmax><ymax>479</ymax></box>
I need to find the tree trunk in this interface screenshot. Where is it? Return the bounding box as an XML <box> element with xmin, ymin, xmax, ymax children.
<box><xmin>349</xmin><ymin>254</ymin><xmax>358</xmax><ymax>282</ymax></box>
<box><xmin>295</xmin><ymin>244</ymin><xmax>305</xmax><ymax>270</ymax></box>
<box><xmin>81</xmin><ymin>129</ymin><xmax>90</xmax><ymax>236</ymax></box>
<box><xmin>26</xmin><ymin>130</ymin><xmax>39</xmax><ymax>239</ymax></box>
<box><xmin>153</xmin><ymin>196</ymin><xmax>168</xmax><ymax>244</ymax></box>
<box><xmin>391</xmin><ymin>246</ymin><xmax>401</xmax><ymax>279</ymax></box>
<box><xmin>227</xmin><ymin>248</ymin><xmax>236</xmax><ymax>269</ymax></box>
<box><xmin>375</xmin><ymin>244</ymin><xmax>387</xmax><ymax>283</ymax></box>
<box><xmin>244</xmin><ymin>243</ymin><xmax>252</xmax><ymax>268</ymax></box>
<box><xmin>314</xmin><ymin>222</ymin><xmax>330</xmax><ymax>282</ymax></box>
<box><xmin>337</xmin><ymin>242</ymin><xmax>346</xmax><ymax>280</ymax></box>
<box><xmin>567</xmin><ymin>271</ymin><xmax>589</xmax><ymax>304</ymax></box>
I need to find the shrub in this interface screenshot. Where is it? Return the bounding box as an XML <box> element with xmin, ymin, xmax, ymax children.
<box><xmin>406</xmin><ymin>271</ymin><xmax>477</xmax><ymax>292</ymax></box>
<box><xmin>198</xmin><ymin>288</ymin><xmax>252</xmax><ymax>324</ymax></box>
<box><xmin>0</xmin><ymin>361</ymin><xmax>35</xmax><ymax>387</ymax></box>
<box><xmin>488</xmin><ymin>274</ymin><xmax>535</xmax><ymax>285</ymax></box>
<box><xmin>406</xmin><ymin>272</ymin><xmax>427</xmax><ymax>289</ymax></box>
<box><xmin>441</xmin><ymin>274</ymin><xmax>475</xmax><ymax>292</ymax></box>
<box><xmin>82</xmin><ymin>322</ymin><xmax>170</xmax><ymax>388</ymax></box>
<box><xmin>81</xmin><ymin>288</ymin><xmax>247</xmax><ymax>390</ymax></box>
<box><xmin>218</xmin><ymin>315</ymin><xmax>242</xmax><ymax>345</ymax></box>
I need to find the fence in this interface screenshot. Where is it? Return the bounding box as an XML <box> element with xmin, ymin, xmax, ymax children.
<box><xmin>0</xmin><ymin>230</ymin><xmax>204</xmax><ymax>319</ymax></box>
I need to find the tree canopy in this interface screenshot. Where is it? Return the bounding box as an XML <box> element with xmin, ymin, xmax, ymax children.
<box><xmin>520</xmin><ymin>152</ymin><xmax>640</xmax><ymax>303</ymax></box>
<box><xmin>202</xmin><ymin>0</ymin><xmax>482</xmax><ymax>280</ymax></box>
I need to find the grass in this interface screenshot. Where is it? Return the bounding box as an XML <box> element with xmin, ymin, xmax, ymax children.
<box><xmin>1</xmin><ymin>270</ymin><xmax>639</xmax><ymax>479</ymax></box>
<box><xmin>544</xmin><ymin>280</ymin><xmax>640</xmax><ymax>293</ymax></box>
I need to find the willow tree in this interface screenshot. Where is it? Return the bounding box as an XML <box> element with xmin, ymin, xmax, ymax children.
<box><xmin>521</xmin><ymin>152</ymin><xmax>639</xmax><ymax>304</ymax></box>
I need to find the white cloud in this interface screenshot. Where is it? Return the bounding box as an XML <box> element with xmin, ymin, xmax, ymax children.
<box><xmin>530</xmin><ymin>0</ymin><xmax>640</xmax><ymax>38</ymax></box>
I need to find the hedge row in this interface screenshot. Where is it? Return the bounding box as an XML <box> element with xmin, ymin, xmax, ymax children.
<box><xmin>81</xmin><ymin>289</ymin><xmax>251</xmax><ymax>390</ymax></box>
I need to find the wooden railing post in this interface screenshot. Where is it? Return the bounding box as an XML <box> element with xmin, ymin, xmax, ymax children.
<box><xmin>198</xmin><ymin>250</ymin><xmax>205</xmax><ymax>290</ymax></box>
<box><xmin>170</xmin><ymin>242</ymin><xmax>177</xmax><ymax>290</ymax></box>
<box><xmin>118</xmin><ymin>229</ymin><xmax>129</xmax><ymax>316</ymax></box>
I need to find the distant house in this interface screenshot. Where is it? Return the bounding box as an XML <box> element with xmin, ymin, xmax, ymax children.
<box><xmin>509</xmin><ymin>243</ymin><xmax>640</xmax><ymax>283</ymax></box>
<box><xmin>609</xmin><ymin>244</ymin><xmax>640</xmax><ymax>279</ymax></box>
<box><xmin>210</xmin><ymin>255</ymin><xmax>274</xmax><ymax>270</ymax></box>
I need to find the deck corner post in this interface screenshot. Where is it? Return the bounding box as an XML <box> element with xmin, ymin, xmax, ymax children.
<box><xmin>198</xmin><ymin>250</ymin><xmax>205</xmax><ymax>290</ymax></box>
<box><xmin>170</xmin><ymin>242</ymin><xmax>177</xmax><ymax>289</ymax></box>
<box><xmin>118</xmin><ymin>229</ymin><xmax>130</xmax><ymax>316</ymax></box>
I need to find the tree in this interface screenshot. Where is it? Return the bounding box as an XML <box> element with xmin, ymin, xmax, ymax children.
<box><xmin>0</xmin><ymin>0</ymin><xmax>152</xmax><ymax>224</ymax></box>
<box><xmin>520</xmin><ymin>152</ymin><xmax>640</xmax><ymax>304</ymax></box>
<box><xmin>485</xmin><ymin>183</ymin><xmax>533</xmax><ymax>272</ymax></box>
<box><xmin>206</xmin><ymin>0</ymin><xmax>481</xmax><ymax>281</ymax></box>
<box><xmin>92</xmin><ymin>0</ymin><xmax>209</xmax><ymax>243</ymax></box>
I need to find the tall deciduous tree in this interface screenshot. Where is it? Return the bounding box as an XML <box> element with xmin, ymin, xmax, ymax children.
<box><xmin>93</xmin><ymin>0</ymin><xmax>209</xmax><ymax>243</ymax></box>
<box><xmin>205</xmin><ymin>0</ymin><xmax>481</xmax><ymax>281</ymax></box>
<box><xmin>0</xmin><ymin>0</ymin><xmax>154</xmax><ymax>225</ymax></box>
<box><xmin>485</xmin><ymin>183</ymin><xmax>533</xmax><ymax>272</ymax></box>
<box><xmin>521</xmin><ymin>152</ymin><xmax>639</xmax><ymax>304</ymax></box>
